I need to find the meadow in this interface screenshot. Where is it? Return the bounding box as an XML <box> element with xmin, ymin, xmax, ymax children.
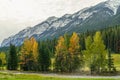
<box><xmin>0</xmin><ymin>72</ymin><xmax>119</xmax><ymax>80</ymax></box>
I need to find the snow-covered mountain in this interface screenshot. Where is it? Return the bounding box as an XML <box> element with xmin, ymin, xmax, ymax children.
<box><xmin>1</xmin><ymin>0</ymin><xmax>120</xmax><ymax>47</ymax></box>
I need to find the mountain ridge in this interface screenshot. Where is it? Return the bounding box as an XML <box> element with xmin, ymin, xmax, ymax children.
<box><xmin>1</xmin><ymin>0</ymin><xmax>120</xmax><ymax>47</ymax></box>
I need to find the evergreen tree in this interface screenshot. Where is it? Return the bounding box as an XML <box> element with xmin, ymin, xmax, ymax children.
<box><xmin>107</xmin><ymin>49</ymin><xmax>116</xmax><ymax>73</ymax></box>
<box><xmin>38</xmin><ymin>42</ymin><xmax>51</xmax><ymax>71</ymax></box>
<box><xmin>0</xmin><ymin>59</ymin><xmax>2</xmax><ymax>68</ymax></box>
<box><xmin>7</xmin><ymin>44</ymin><xmax>18</xmax><ymax>70</ymax></box>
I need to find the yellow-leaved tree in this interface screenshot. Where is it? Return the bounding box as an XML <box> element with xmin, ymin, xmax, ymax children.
<box><xmin>20</xmin><ymin>37</ymin><xmax>38</xmax><ymax>71</ymax></box>
<box><xmin>55</xmin><ymin>36</ymin><xmax>68</xmax><ymax>72</ymax></box>
<box><xmin>0</xmin><ymin>52</ymin><xmax>6</xmax><ymax>69</ymax></box>
<box><xmin>30</xmin><ymin>37</ymin><xmax>38</xmax><ymax>62</ymax></box>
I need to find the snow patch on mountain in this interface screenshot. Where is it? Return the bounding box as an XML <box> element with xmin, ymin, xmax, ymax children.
<box><xmin>105</xmin><ymin>0</ymin><xmax>120</xmax><ymax>15</ymax></box>
<box><xmin>78</xmin><ymin>11</ymin><xmax>98</xmax><ymax>20</ymax></box>
<box><xmin>32</xmin><ymin>23</ymin><xmax>49</xmax><ymax>35</ymax></box>
<box><xmin>50</xmin><ymin>19</ymin><xmax>72</xmax><ymax>29</ymax></box>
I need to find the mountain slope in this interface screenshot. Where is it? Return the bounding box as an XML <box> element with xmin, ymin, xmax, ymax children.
<box><xmin>1</xmin><ymin>0</ymin><xmax>120</xmax><ymax>47</ymax></box>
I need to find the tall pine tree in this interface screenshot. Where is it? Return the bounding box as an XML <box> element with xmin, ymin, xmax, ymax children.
<box><xmin>38</xmin><ymin>41</ymin><xmax>51</xmax><ymax>71</ymax></box>
<box><xmin>7</xmin><ymin>44</ymin><xmax>18</xmax><ymax>70</ymax></box>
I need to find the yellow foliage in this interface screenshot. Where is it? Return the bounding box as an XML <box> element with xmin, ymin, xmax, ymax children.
<box><xmin>20</xmin><ymin>37</ymin><xmax>38</xmax><ymax>64</ymax></box>
<box><xmin>55</xmin><ymin>32</ymin><xmax>80</xmax><ymax>55</ymax></box>
<box><xmin>55</xmin><ymin>36</ymin><xmax>67</xmax><ymax>55</ymax></box>
<box><xmin>31</xmin><ymin>37</ymin><xmax>38</xmax><ymax>62</ymax></box>
<box><xmin>69</xmin><ymin>32</ymin><xmax>80</xmax><ymax>54</ymax></box>
<box><xmin>0</xmin><ymin>52</ymin><xmax>6</xmax><ymax>65</ymax></box>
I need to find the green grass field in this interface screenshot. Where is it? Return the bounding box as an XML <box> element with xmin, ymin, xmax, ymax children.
<box><xmin>0</xmin><ymin>72</ymin><xmax>119</xmax><ymax>80</ymax></box>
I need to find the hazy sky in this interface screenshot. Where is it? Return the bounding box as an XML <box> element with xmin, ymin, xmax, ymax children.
<box><xmin>0</xmin><ymin>0</ymin><xmax>107</xmax><ymax>44</ymax></box>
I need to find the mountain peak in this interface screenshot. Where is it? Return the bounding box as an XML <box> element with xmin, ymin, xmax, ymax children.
<box><xmin>46</xmin><ymin>16</ymin><xmax>58</xmax><ymax>24</ymax></box>
<box><xmin>105</xmin><ymin>0</ymin><xmax>120</xmax><ymax>14</ymax></box>
<box><xmin>62</xmin><ymin>14</ymin><xmax>71</xmax><ymax>18</ymax></box>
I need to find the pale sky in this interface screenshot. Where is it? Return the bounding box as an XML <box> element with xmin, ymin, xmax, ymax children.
<box><xmin>0</xmin><ymin>0</ymin><xmax>107</xmax><ymax>44</ymax></box>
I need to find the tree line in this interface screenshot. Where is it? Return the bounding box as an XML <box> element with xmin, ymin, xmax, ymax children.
<box><xmin>0</xmin><ymin>26</ymin><xmax>119</xmax><ymax>74</ymax></box>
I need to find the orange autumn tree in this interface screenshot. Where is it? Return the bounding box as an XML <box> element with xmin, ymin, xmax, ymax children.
<box><xmin>68</xmin><ymin>32</ymin><xmax>82</xmax><ymax>72</ymax></box>
<box><xmin>69</xmin><ymin>32</ymin><xmax>80</xmax><ymax>54</ymax></box>
<box><xmin>20</xmin><ymin>37</ymin><xmax>38</xmax><ymax>71</ymax></box>
<box><xmin>55</xmin><ymin>33</ymin><xmax>83</xmax><ymax>72</ymax></box>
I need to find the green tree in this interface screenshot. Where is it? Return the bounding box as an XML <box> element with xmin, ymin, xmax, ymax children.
<box><xmin>84</xmin><ymin>31</ymin><xmax>107</xmax><ymax>74</ymax></box>
<box><xmin>0</xmin><ymin>59</ymin><xmax>2</xmax><ymax>69</ymax></box>
<box><xmin>7</xmin><ymin>44</ymin><xmax>18</xmax><ymax>70</ymax></box>
<box><xmin>83</xmin><ymin>36</ymin><xmax>94</xmax><ymax>73</ymax></box>
<box><xmin>91</xmin><ymin>31</ymin><xmax>107</xmax><ymax>73</ymax></box>
<box><xmin>38</xmin><ymin>42</ymin><xmax>51</xmax><ymax>71</ymax></box>
<box><xmin>107</xmin><ymin>49</ymin><xmax>116</xmax><ymax>73</ymax></box>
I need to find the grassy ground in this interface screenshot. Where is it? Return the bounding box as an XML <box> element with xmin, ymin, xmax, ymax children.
<box><xmin>0</xmin><ymin>72</ymin><xmax>119</xmax><ymax>80</ymax></box>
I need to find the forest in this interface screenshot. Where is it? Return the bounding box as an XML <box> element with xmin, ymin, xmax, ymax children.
<box><xmin>0</xmin><ymin>26</ymin><xmax>120</xmax><ymax>75</ymax></box>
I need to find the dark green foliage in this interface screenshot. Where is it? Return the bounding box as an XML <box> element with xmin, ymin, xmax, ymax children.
<box><xmin>107</xmin><ymin>49</ymin><xmax>116</xmax><ymax>73</ymax></box>
<box><xmin>102</xmin><ymin>26</ymin><xmax>120</xmax><ymax>53</ymax></box>
<box><xmin>80</xmin><ymin>26</ymin><xmax>120</xmax><ymax>53</ymax></box>
<box><xmin>0</xmin><ymin>47</ymin><xmax>9</xmax><ymax>53</ymax></box>
<box><xmin>0</xmin><ymin>59</ymin><xmax>2</xmax><ymax>67</ymax></box>
<box><xmin>43</xmin><ymin>39</ymin><xmax>57</xmax><ymax>58</ymax></box>
<box><xmin>38</xmin><ymin>41</ymin><xmax>51</xmax><ymax>71</ymax></box>
<box><xmin>7</xmin><ymin>44</ymin><xmax>18</xmax><ymax>70</ymax></box>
